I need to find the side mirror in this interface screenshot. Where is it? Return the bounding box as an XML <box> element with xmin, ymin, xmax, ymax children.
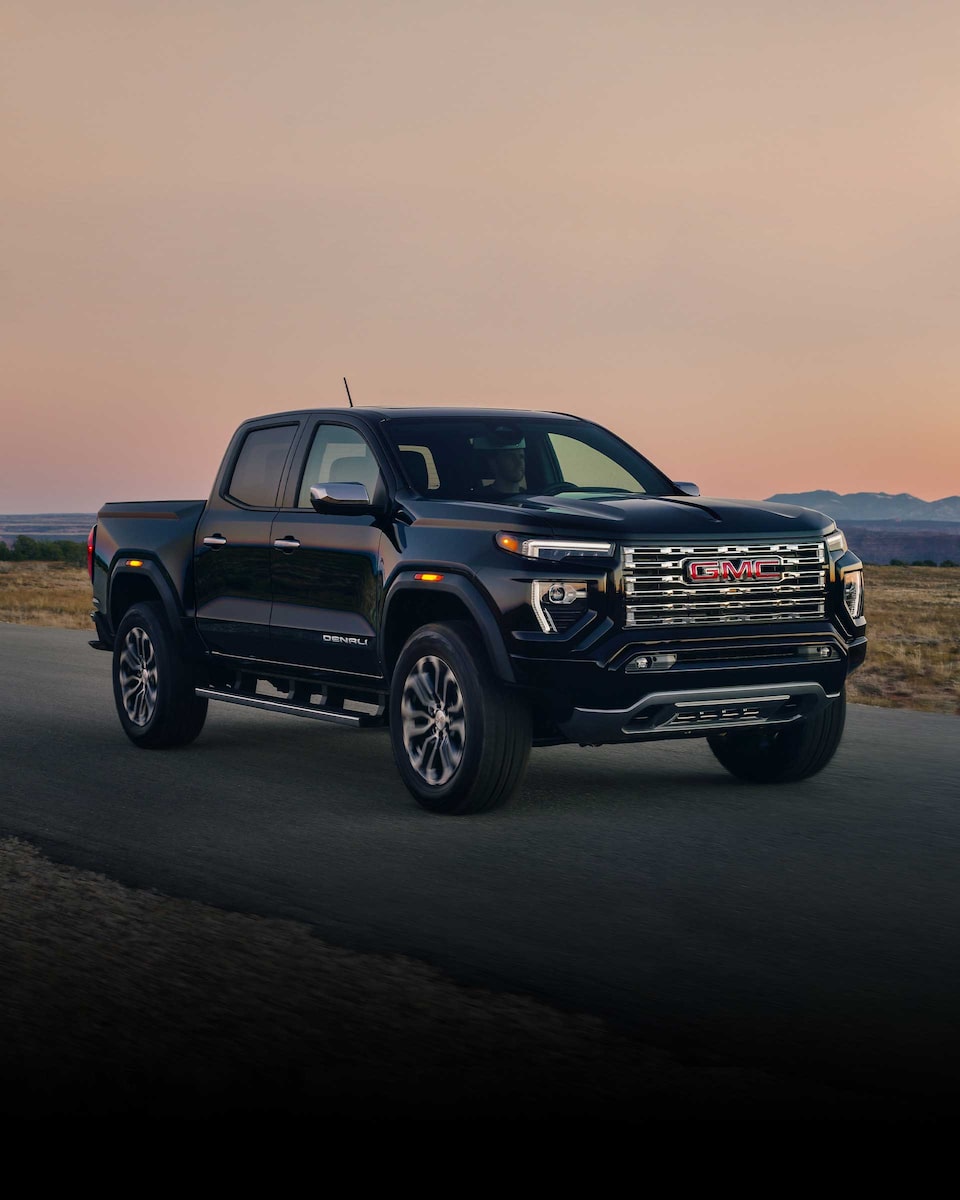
<box><xmin>674</xmin><ymin>481</ymin><xmax>700</xmax><ymax>497</ymax></box>
<box><xmin>310</xmin><ymin>483</ymin><xmax>373</xmax><ymax>513</ymax></box>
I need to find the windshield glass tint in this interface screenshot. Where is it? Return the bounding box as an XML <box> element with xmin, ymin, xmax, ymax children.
<box><xmin>382</xmin><ymin>417</ymin><xmax>676</xmax><ymax>501</ymax></box>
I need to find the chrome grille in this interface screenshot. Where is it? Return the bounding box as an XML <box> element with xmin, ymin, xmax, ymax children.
<box><xmin>623</xmin><ymin>540</ymin><xmax>826</xmax><ymax>628</ymax></box>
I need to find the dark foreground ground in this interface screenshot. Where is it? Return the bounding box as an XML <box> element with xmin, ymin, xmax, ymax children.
<box><xmin>3</xmin><ymin>625</ymin><xmax>960</xmax><ymax>1120</ymax></box>
<box><xmin>0</xmin><ymin>838</ymin><xmax>918</xmax><ymax>1122</ymax></box>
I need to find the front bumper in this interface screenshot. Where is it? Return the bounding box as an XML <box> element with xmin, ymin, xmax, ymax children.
<box><xmin>555</xmin><ymin>680</ymin><xmax>837</xmax><ymax>745</ymax></box>
<box><xmin>510</xmin><ymin>617</ymin><xmax>864</xmax><ymax>745</ymax></box>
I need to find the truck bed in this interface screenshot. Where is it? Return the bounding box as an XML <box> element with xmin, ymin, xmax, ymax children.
<box><xmin>96</xmin><ymin>501</ymin><xmax>205</xmax><ymax>558</ymax></box>
<box><xmin>92</xmin><ymin>500</ymin><xmax>206</xmax><ymax>636</ymax></box>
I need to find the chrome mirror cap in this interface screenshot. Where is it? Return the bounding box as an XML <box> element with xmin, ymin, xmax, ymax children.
<box><xmin>310</xmin><ymin>483</ymin><xmax>371</xmax><ymax>510</ymax></box>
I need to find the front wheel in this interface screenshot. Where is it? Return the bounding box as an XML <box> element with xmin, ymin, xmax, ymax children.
<box><xmin>389</xmin><ymin>621</ymin><xmax>531</xmax><ymax>814</ymax></box>
<box><xmin>707</xmin><ymin>691</ymin><xmax>846</xmax><ymax>783</ymax></box>
<box><xmin>112</xmin><ymin>602</ymin><xmax>208</xmax><ymax>749</ymax></box>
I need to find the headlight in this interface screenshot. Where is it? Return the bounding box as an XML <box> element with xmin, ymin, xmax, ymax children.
<box><xmin>843</xmin><ymin>569</ymin><xmax>863</xmax><ymax>618</ymax></box>
<box><xmin>825</xmin><ymin>528</ymin><xmax>848</xmax><ymax>554</ymax></box>
<box><xmin>496</xmin><ymin>532</ymin><xmax>614</xmax><ymax>561</ymax></box>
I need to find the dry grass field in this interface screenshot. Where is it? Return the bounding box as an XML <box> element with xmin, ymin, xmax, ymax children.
<box><xmin>848</xmin><ymin>565</ymin><xmax>959</xmax><ymax>714</ymax></box>
<box><xmin>0</xmin><ymin>561</ymin><xmax>92</xmax><ymax>628</ymax></box>
<box><xmin>1</xmin><ymin>561</ymin><xmax>956</xmax><ymax>715</ymax></box>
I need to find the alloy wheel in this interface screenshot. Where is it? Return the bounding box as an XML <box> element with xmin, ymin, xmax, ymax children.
<box><xmin>400</xmin><ymin>654</ymin><xmax>466</xmax><ymax>786</ymax></box>
<box><xmin>118</xmin><ymin>625</ymin><xmax>159</xmax><ymax>726</ymax></box>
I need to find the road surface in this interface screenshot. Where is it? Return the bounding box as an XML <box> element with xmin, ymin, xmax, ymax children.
<box><xmin>2</xmin><ymin>623</ymin><xmax>958</xmax><ymax>1102</ymax></box>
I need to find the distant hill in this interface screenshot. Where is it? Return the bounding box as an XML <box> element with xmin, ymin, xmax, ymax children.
<box><xmin>840</xmin><ymin>526</ymin><xmax>960</xmax><ymax>565</ymax></box>
<box><xmin>765</xmin><ymin>490</ymin><xmax>960</xmax><ymax>522</ymax></box>
<box><xmin>0</xmin><ymin>513</ymin><xmax>96</xmax><ymax>547</ymax></box>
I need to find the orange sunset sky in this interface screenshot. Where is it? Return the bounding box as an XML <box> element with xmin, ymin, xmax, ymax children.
<box><xmin>3</xmin><ymin>1</ymin><xmax>958</xmax><ymax>512</ymax></box>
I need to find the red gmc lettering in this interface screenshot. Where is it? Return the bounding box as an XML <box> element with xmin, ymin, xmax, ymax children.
<box><xmin>686</xmin><ymin>558</ymin><xmax>783</xmax><ymax>582</ymax></box>
<box><xmin>751</xmin><ymin>558</ymin><xmax>783</xmax><ymax>580</ymax></box>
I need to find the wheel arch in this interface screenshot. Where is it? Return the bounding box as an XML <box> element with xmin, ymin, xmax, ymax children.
<box><xmin>381</xmin><ymin>573</ymin><xmax>516</xmax><ymax>684</ymax></box>
<box><xmin>108</xmin><ymin>558</ymin><xmax>183</xmax><ymax>638</ymax></box>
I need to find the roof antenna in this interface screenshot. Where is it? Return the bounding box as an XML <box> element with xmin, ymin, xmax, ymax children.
<box><xmin>343</xmin><ymin>376</ymin><xmax>355</xmax><ymax>408</ymax></box>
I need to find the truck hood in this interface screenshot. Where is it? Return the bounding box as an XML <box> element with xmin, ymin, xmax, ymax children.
<box><xmin>401</xmin><ymin>492</ymin><xmax>834</xmax><ymax>539</ymax></box>
<box><xmin>496</xmin><ymin>492</ymin><xmax>833</xmax><ymax>537</ymax></box>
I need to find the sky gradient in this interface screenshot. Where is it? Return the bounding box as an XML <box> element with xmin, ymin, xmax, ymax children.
<box><xmin>3</xmin><ymin>1</ymin><xmax>958</xmax><ymax>512</ymax></box>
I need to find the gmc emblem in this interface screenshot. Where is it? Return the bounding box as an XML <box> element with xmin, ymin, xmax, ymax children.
<box><xmin>684</xmin><ymin>557</ymin><xmax>783</xmax><ymax>583</ymax></box>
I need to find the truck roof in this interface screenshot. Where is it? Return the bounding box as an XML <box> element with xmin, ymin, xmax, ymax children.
<box><xmin>239</xmin><ymin>407</ymin><xmax>584</xmax><ymax>425</ymax></box>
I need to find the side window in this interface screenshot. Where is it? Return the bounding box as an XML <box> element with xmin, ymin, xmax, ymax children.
<box><xmin>297</xmin><ymin>424</ymin><xmax>382</xmax><ymax>507</ymax></box>
<box><xmin>227</xmin><ymin>424</ymin><xmax>298</xmax><ymax>508</ymax></box>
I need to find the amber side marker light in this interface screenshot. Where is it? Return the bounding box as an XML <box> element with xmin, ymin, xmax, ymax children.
<box><xmin>495</xmin><ymin>532</ymin><xmax>521</xmax><ymax>553</ymax></box>
<box><xmin>414</xmin><ymin>572</ymin><xmax>444</xmax><ymax>582</ymax></box>
<box><xmin>126</xmin><ymin>559</ymin><xmax>144</xmax><ymax>568</ymax></box>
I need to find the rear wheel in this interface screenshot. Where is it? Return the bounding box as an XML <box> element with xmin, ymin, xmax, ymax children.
<box><xmin>708</xmin><ymin>691</ymin><xmax>846</xmax><ymax>783</ymax></box>
<box><xmin>112</xmin><ymin>602</ymin><xmax>208</xmax><ymax>748</ymax></box>
<box><xmin>389</xmin><ymin>621</ymin><xmax>531</xmax><ymax>814</ymax></box>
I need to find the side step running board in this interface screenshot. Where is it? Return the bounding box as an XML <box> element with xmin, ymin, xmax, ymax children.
<box><xmin>195</xmin><ymin>687</ymin><xmax>382</xmax><ymax>727</ymax></box>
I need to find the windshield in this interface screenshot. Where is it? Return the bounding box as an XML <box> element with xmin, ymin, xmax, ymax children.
<box><xmin>382</xmin><ymin>417</ymin><xmax>677</xmax><ymax>502</ymax></box>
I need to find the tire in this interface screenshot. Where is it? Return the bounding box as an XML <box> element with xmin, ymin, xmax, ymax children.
<box><xmin>112</xmin><ymin>602</ymin><xmax>208</xmax><ymax>749</ymax></box>
<box><xmin>707</xmin><ymin>690</ymin><xmax>846</xmax><ymax>784</ymax></box>
<box><xmin>389</xmin><ymin>621</ymin><xmax>531</xmax><ymax>814</ymax></box>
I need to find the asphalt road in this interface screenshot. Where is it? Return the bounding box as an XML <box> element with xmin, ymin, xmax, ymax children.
<box><xmin>2</xmin><ymin>623</ymin><xmax>959</xmax><ymax>1102</ymax></box>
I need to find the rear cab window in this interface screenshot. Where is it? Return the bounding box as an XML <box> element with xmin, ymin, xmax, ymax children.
<box><xmin>226</xmin><ymin>424</ymin><xmax>298</xmax><ymax>508</ymax></box>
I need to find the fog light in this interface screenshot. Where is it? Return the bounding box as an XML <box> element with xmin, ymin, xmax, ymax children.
<box><xmin>531</xmin><ymin>580</ymin><xmax>588</xmax><ymax>633</ymax></box>
<box><xmin>798</xmin><ymin>644</ymin><xmax>835</xmax><ymax>659</ymax></box>
<box><xmin>626</xmin><ymin>653</ymin><xmax>677</xmax><ymax>672</ymax></box>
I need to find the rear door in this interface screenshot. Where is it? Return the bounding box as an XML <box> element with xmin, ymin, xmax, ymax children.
<box><xmin>268</xmin><ymin>419</ymin><xmax>384</xmax><ymax>677</ymax></box>
<box><xmin>195</xmin><ymin>420</ymin><xmax>299</xmax><ymax>659</ymax></box>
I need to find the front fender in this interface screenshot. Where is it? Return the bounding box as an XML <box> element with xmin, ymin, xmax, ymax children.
<box><xmin>382</xmin><ymin>571</ymin><xmax>516</xmax><ymax>684</ymax></box>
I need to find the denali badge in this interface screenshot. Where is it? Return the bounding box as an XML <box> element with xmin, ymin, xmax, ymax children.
<box><xmin>322</xmin><ymin>634</ymin><xmax>370</xmax><ymax>645</ymax></box>
<box><xmin>684</xmin><ymin>557</ymin><xmax>783</xmax><ymax>583</ymax></box>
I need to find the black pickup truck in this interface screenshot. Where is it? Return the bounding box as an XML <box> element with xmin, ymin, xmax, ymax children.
<box><xmin>89</xmin><ymin>407</ymin><xmax>866</xmax><ymax>814</ymax></box>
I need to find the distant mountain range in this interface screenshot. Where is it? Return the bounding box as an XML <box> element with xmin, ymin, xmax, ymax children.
<box><xmin>765</xmin><ymin>491</ymin><xmax>960</xmax><ymax>523</ymax></box>
<box><xmin>761</xmin><ymin>493</ymin><xmax>960</xmax><ymax>563</ymax></box>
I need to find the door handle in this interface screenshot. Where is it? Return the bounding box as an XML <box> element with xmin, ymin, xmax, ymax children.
<box><xmin>203</xmin><ymin>535</ymin><xmax>227</xmax><ymax>548</ymax></box>
<box><xmin>273</xmin><ymin>537</ymin><xmax>301</xmax><ymax>551</ymax></box>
